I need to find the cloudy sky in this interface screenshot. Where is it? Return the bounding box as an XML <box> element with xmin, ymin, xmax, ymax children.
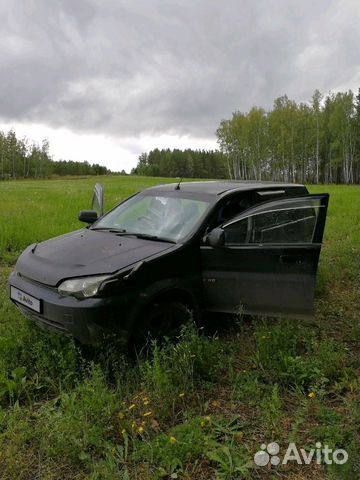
<box><xmin>0</xmin><ymin>0</ymin><xmax>359</xmax><ymax>172</ymax></box>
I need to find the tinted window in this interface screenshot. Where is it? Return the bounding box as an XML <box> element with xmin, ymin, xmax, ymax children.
<box><xmin>224</xmin><ymin>205</ymin><xmax>320</xmax><ymax>245</ymax></box>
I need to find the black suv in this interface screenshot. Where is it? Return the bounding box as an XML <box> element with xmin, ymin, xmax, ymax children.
<box><xmin>9</xmin><ymin>181</ymin><xmax>329</xmax><ymax>344</ymax></box>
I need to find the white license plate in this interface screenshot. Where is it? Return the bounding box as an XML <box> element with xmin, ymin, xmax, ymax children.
<box><xmin>10</xmin><ymin>286</ymin><xmax>41</xmax><ymax>313</ymax></box>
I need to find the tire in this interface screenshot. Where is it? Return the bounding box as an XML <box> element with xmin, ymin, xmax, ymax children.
<box><xmin>130</xmin><ymin>300</ymin><xmax>191</xmax><ymax>350</ymax></box>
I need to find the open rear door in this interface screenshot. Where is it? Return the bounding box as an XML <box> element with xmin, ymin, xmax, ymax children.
<box><xmin>91</xmin><ymin>183</ymin><xmax>104</xmax><ymax>217</ymax></box>
<box><xmin>201</xmin><ymin>194</ymin><xmax>329</xmax><ymax>319</ymax></box>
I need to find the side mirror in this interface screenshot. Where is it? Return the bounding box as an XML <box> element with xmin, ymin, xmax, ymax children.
<box><xmin>204</xmin><ymin>227</ymin><xmax>225</xmax><ymax>248</ymax></box>
<box><xmin>79</xmin><ymin>210</ymin><xmax>98</xmax><ymax>224</ymax></box>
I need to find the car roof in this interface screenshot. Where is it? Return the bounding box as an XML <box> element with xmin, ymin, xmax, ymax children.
<box><xmin>146</xmin><ymin>180</ymin><xmax>305</xmax><ymax>197</ymax></box>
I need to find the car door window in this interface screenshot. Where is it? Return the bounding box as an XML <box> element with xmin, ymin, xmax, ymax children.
<box><xmin>224</xmin><ymin>198</ymin><xmax>323</xmax><ymax>245</ymax></box>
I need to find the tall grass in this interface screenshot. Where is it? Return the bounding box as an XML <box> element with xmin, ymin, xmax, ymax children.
<box><xmin>0</xmin><ymin>178</ymin><xmax>358</xmax><ymax>479</ymax></box>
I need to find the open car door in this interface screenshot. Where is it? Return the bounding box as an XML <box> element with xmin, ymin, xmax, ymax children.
<box><xmin>91</xmin><ymin>183</ymin><xmax>104</xmax><ymax>217</ymax></box>
<box><xmin>201</xmin><ymin>194</ymin><xmax>329</xmax><ymax>319</ymax></box>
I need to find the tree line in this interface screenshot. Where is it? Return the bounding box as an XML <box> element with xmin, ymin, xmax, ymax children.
<box><xmin>217</xmin><ymin>89</ymin><xmax>360</xmax><ymax>184</ymax></box>
<box><xmin>3</xmin><ymin>87</ymin><xmax>359</xmax><ymax>184</ymax></box>
<box><xmin>134</xmin><ymin>89</ymin><xmax>359</xmax><ymax>184</ymax></box>
<box><xmin>0</xmin><ymin>129</ymin><xmax>110</xmax><ymax>179</ymax></box>
<box><xmin>132</xmin><ymin>148</ymin><xmax>228</xmax><ymax>178</ymax></box>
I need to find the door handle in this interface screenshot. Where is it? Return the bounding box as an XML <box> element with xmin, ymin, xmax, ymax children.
<box><xmin>279</xmin><ymin>255</ymin><xmax>303</xmax><ymax>265</ymax></box>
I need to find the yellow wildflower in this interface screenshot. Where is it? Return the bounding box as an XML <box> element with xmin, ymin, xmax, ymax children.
<box><xmin>179</xmin><ymin>392</ymin><xmax>185</xmax><ymax>398</ymax></box>
<box><xmin>143</xmin><ymin>411</ymin><xmax>152</xmax><ymax>417</ymax></box>
<box><xmin>121</xmin><ymin>428</ymin><xmax>126</xmax><ymax>434</ymax></box>
<box><xmin>129</xmin><ymin>404</ymin><xmax>136</xmax><ymax>411</ymax></box>
<box><xmin>169</xmin><ymin>436</ymin><xmax>177</xmax><ymax>444</ymax></box>
<box><xmin>308</xmin><ymin>392</ymin><xmax>316</xmax><ymax>399</ymax></box>
<box><xmin>137</xmin><ymin>426</ymin><xmax>145</xmax><ymax>434</ymax></box>
<box><xmin>143</xmin><ymin>399</ymin><xmax>150</xmax><ymax>406</ymax></box>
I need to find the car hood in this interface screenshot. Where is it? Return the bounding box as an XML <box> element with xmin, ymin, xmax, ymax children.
<box><xmin>15</xmin><ymin>228</ymin><xmax>175</xmax><ymax>286</ymax></box>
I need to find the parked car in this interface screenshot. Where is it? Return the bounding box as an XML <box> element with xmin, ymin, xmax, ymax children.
<box><xmin>9</xmin><ymin>181</ymin><xmax>329</xmax><ymax>344</ymax></box>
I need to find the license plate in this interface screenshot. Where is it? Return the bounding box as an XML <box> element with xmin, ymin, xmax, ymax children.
<box><xmin>10</xmin><ymin>286</ymin><xmax>41</xmax><ymax>313</ymax></box>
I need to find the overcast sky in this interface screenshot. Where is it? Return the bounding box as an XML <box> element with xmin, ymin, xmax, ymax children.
<box><xmin>0</xmin><ymin>0</ymin><xmax>359</xmax><ymax>172</ymax></box>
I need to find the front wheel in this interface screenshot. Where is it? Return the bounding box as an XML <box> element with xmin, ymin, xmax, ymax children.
<box><xmin>130</xmin><ymin>300</ymin><xmax>192</xmax><ymax>349</ymax></box>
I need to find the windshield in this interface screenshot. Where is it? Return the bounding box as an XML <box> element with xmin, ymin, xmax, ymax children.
<box><xmin>92</xmin><ymin>194</ymin><xmax>211</xmax><ymax>242</ymax></box>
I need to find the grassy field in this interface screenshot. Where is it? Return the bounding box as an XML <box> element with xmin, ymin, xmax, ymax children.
<box><xmin>0</xmin><ymin>176</ymin><xmax>359</xmax><ymax>479</ymax></box>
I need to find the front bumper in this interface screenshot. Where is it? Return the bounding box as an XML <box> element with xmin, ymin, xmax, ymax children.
<box><xmin>8</xmin><ymin>272</ymin><xmax>134</xmax><ymax>344</ymax></box>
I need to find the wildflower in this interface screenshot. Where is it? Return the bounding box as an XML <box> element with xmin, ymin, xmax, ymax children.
<box><xmin>121</xmin><ymin>428</ymin><xmax>126</xmax><ymax>434</ymax></box>
<box><xmin>143</xmin><ymin>399</ymin><xmax>150</xmax><ymax>406</ymax></box>
<box><xmin>143</xmin><ymin>411</ymin><xmax>153</xmax><ymax>417</ymax></box>
<box><xmin>179</xmin><ymin>392</ymin><xmax>185</xmax><ymax>398</ymax></box>
<box><xmin>131</xmin><ymin>421</ymin><xmax>136</xmax><ymax>428</ymax></box>
<box><xmin>308</xmin><ymin>392</ymin><xmax>316</xmax><ymax>399</ymax></box>
<box><xmin>169</xmin><ymin>436</ymin><xmax>177</xmax><ymax>444</ymax></box>
<box><xmin>137</xmin><ymin>426</ymin><xmax>144</xmax><ymax>434</ymax></box>
<box><xmin>129</xmin><ymin>404</ymin><xmax>136</xmax><ymax>411</ymax></box>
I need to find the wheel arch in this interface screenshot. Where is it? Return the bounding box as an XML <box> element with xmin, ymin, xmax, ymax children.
<box><xmin>130</xmin><ymin>286</ymin><xmax>199</xmax><ymax>328</ymax></box>
<box><xmin>148</xmin><ymin>287</ymin><xmax>198</xmax><ymax>311</ymax></box>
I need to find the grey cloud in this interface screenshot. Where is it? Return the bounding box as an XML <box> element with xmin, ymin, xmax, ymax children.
<box><xmin>0</xmin><ymin>0</ymin><xmax>359</xmax><ymax>139</ymax></box>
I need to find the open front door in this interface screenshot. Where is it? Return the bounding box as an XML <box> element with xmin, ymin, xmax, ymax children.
<box><xmin>201</xmin><ymin>194</ymin><xmax>329</xmax><ymax>319</ymax></box>
<box><xmin>92</xmin><ymin>183</ymin><xmax>104</xmax><ymax>217</ymax></box>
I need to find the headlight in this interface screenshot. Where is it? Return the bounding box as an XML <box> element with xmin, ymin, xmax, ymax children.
<box><xmin>58</xmin><ymin>275</ymin><xmax>110</xmax><ymax>299</ymax></box>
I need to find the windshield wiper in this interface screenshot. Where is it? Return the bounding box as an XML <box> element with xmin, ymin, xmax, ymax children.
<box><xmin>91</xmin><ymin>227</ymin><xmax>176</xmax><ymax>243</ymax></box>
<box><xmin>91</xmin><ymin>227</ymin><xmax>127</xmax><ymax>233</ymax></box>
<box><xmin>132</xmin><ymin>233</ymin><xmax>176</xmax><ymax>243</ymax></box>
<box><xmin>114</xmin><ymin>232</ymin><xmax>176</xmax><ymax>243</ymax></box>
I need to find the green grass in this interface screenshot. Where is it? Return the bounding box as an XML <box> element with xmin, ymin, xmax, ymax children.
<box><xmin>0</xmin><ymin>176</ymin><xmax>359</xmax><ymax>479</ymax></box>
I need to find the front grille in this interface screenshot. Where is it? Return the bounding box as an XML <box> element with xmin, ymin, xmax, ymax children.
<box><xmin>17</xmin><ymin>304</ymin><xmax>71</xmax><ymax>336</ymax></box>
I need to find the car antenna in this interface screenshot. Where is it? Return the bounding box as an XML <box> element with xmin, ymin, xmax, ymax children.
<box><xmin>175</xmin><ymin>177</ymin><xmax>183</xmax><ymax>190</ymax></box>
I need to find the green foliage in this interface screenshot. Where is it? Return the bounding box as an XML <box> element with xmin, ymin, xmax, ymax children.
<box><xmin>38</xmin><ymin>366</ymin><xmax>119</xmax><ymax>466</ymax></box>
<box><xmin>0</xmin><ymin>322</ymin><xmax>81</xmax><ymax>404</ymax></box>
<box><xmin>136</xmin><ymin>420</ymin><xmax>207</xmax><ymax>477</ymax></box>
<box><xmin>0</xmin><ymin>179</ymin><xmax>358</xmax><ymax>478</ymax></box>
<box><xmin>217</xmin><ymin>89</ymin><xmax>360</xmax><ymax>184</ymax></box>
<box><xmin>0</xmin><ymin>129</ymin><xmax>110</xmax><ymax>180</ymax></box>
<box><xmin>254</xmin><ymin>320</ymin><xmax>314</xmax><ymax>388</ymax></box>
<box><xmin>139</xmin><ymin>323</ymin><xmax>223</xmax><ymax>419</ymax></box>
<box><xmin>254</xmin><ymin>320</ymin><xmax>349</xmax><ymax>391</ymax></box>
<box><xmin>232</xmin><ymin>371</ymin><xmax>265</xmax><ymax>405</ymax></box>
<box><xmin>133</xmin><ymin>148</ymin><xmax>228</xmax><ymax>179</ymax></box>
<box><xmin>260</xmin><ymin>384</ymin><xmax>283</xmax><ymax>436</ymax></box>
